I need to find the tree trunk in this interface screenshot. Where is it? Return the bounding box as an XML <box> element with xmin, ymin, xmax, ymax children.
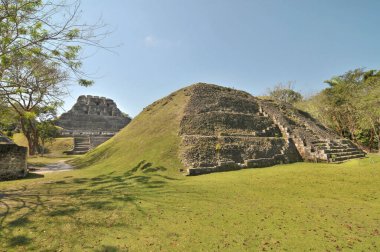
<box><xmin>369</xmin><ymin>129</ymin><xmax>374</xmax><ymax>153</ymax></box>
<box><xmin>20</xmin><ymin>117</ymin><xmax>39</xmax><ymax>155</ymax></box>
<box><xmin>41</xmin><ymin>139</ymin><xmax>45</xmax><ymax>157</ymax></box>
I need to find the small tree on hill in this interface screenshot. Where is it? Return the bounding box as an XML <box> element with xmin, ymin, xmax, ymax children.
<box><xmin>267</xmin><ymin>82</ymin><xmax>303</xmax><ymax>104</ymax></box>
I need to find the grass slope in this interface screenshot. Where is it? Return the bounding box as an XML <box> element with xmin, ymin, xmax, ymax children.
<box><xmin>72</xmin><ymin>87</ymin><xmax>189</xmax><ymax>177</ymax></box>
<box><xmin>0</xmin><ymin>155</ymin><xmax>379</xmax><ymax>251</ymax></box>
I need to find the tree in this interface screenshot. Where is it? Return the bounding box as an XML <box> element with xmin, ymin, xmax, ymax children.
<box><xmin>354</xmin><ymin>70</ymin><xmax>380</xmax><ymax>153</ymax></box>
<box><xmin>0</xmin><ymin>0</ymin><xmax>106</xmax><ymax>91</ymax></box>
<box><xmin>300</xmin><ymin>68</ymin><xmax>380</xmax><ymax>152</ymax></box>
<box><xmin>322</xmin><ymin>69</ymin><xmax>363</xmax><ymax>139</ymax></box>
<box><xmin>1</xmin><ymin>54</ymin><xmax>67</xmax><ymax>155</ymax></box>
<box><xmin>0</xmin><ymin>0</ymin><xmax>108</xmax><ymax>154</ymax></box>
<box><xmin>38</xmin><ymin>122</ymin><xmax>59</xmax><ymax>156</ymax></box>
<box><xmin>0</xmin><ymin>100</ymin><xmax>17</xmax><ymax>136</ymax></box>
<box><xmin>267</xmin><ymin>82</ymin><xmax>303</xmax><ymax>104</ymax></box>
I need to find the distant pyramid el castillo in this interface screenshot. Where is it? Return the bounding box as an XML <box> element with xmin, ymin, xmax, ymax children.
<box><xmin>77</xmin><ymin>83</ymin><xmax>366</xmax><ymax>175</ymax></box>
<box><xmin>56</xmin><ymin>95</ymin><xmax>131</xmax><ymax>154</ymax></box>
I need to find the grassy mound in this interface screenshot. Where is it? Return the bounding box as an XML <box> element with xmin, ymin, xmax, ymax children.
<box><xmin>72</xmin><ymin>87</ymin><xmax>189</xmax><ymax>177</ymax></box>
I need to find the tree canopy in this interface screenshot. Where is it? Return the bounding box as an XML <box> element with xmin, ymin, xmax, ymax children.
<box><xmin>298</xmin><ymin>69</ymin><xmax>380</xmax><ymax>152</ymax></box>
<box><xmin>267</xmin><ymin>82</ymin><xmax>303</xmax><ymax>104</ymax></box>
<box><xmin>0</xmin><ymin>0</ymin><xmax>107</xmax><ymax>154</ymax></box>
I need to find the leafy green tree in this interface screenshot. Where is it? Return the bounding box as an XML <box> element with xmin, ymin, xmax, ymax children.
<box><xmin>1</xmin><ymin>54</ymin><xmax>66</xmax><ymax>154</ymax></box>
<box><xmin>38</xmin><ymin>119</ymin><xmax>59</xmax><ymax>157</ymax></box>
<box><xmin>354</xmin><ymin>70</ymin><xmax>380</xmax><ymax>152</ymax></box>
<box><xmin>0</xmin><ymin>0</ymin><xmax>108</xmax><ymax>154</ymax></box>
<box><xmin>37</xmin><ymin>104</ymin><xmax>59</xmax><ymax>151</ymax></box>
<box><xmin>322</xmin><ymin>69</ymin><xmax>364</xmax><ymax>139</ymax></box>
<box><xmin>301</xmin><ymin>69</ymin><xmax>380</xmax><ymax>152</ymax></box>
<box><xmin>268</xmin><ymin>82</ymin><xmax>303</xmax><ymax>104</ymax></box>
<box><xmin>0</xmin><ymin>0</ymin><xmax>105</xmax><ymax>91</ymax></box>
<box><xmin>0</xmin><ymin>100</ymin><xmax>17</xmax><ymax>136</ymax></box>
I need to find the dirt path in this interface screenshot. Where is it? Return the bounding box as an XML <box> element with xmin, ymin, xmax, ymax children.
<box><xmin>29</xmin><ymin>160</ymin><xmax>73</xmax><ymax>174</ymax></box>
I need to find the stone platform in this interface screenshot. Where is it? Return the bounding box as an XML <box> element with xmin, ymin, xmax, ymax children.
<box><xmin>179</xmin><ymin>84</ymin><xmax>366</xmax><ymax>175</ymax></box>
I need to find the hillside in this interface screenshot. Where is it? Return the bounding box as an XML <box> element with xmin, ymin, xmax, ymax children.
<box><xmin>73</xmin><ymin>86</ymin><xmax>189</xmax><ymax>176</ymax></box>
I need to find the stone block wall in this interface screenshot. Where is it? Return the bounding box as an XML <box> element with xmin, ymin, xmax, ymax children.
<box><xmin>180</xmin><ymin>112</ymin><xmax>278</xmax><ymax>136</ymax></box>
<box><xmin>56</xmin><ymin>95</ymin><xmax>131</xmax><ymax>132</ymax></box>
<box><xmin>179</xmin><ymin>84</ymin><xmax>302</xmax><ymax>175</ymax></box>
<box><xmin>0</xmin><ymin>144</ymin><xmax>28</xmax><ymax>180</ymax></box>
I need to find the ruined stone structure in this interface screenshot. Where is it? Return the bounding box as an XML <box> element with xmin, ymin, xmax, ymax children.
<box><xmin>180</xmin><ymin>84</ymin><xmax>366</xmax><ymax>175</ymax></box>
<box><xmin>56</xmin><ymin>95</ymin><xmax>131</xmax><ymax>154</ymax></box>
<box><xmin>0</xmin><ymin>134</ymin><xmax>27</xmax><ymax>180</ymax></box>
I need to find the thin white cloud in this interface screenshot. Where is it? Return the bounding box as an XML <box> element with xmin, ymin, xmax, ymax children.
<box><xmin>144</xmin><ymin>35</ymin><xmax>159</xmax><ymax>47</ymax></box>
<box><xmin>144</xmin><ymin>35</ymin><xmax>181</xmax><ymax>48</ymax></box>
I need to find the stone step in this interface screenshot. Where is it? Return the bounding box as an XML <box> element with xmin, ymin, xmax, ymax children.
<box><xmin>75</xmin><ymin>143</ymin><xmax>90</xmax><ymax>147</ymax></box>
<box><xmin>75</xmin><ymin>139</ymin><xmax>90</xmax><ymax>143</ymax></box>
<box><xmin>323</xmin><ymin>148</ymin><xmax>360</xmax><ymax>154</ymax></box>
<box><xmin>327</xmin><ymin>145</ymin><xmax>353</xmax><ymax>150</ymax></box>
<box><xmin>311</xmin><ymin>140</ymin><xmax>328</xmax><ymax>144</ymax></box>
<box><xmin>326</xmin><ymin>150</ymin><xmax>364</xmax><ymax>158</ymax></box>
<box><xmin>74</xmin><ymin>137</ymin><xmax>90</xmax><ymax>140</ymax></box>
<box><xmin>330</xmin><ymin>153</ymin><xmax>366</xmax><ymax>162</ymax></box>
<box><xmin>74</xmin><ymin>142</ymin><xmax>90</xmax><ymax>146</ymax></box>
<box><xmin>73</xmin><ymin>147</ymin><xmax>90</xmax><ymax>151</ymax></box>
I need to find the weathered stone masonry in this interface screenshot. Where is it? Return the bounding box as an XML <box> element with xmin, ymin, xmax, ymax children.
<box><xmin>179</xmin><ymin>84</ymin><xmax>365</xmax><ymax>176</ymax></box>
<box><xmin>56</xmin><ymin>95</ymin><xmax>131</xmax><ymax>154</ymax></box>
<box><xmin>0</xmin><ymin>136</ymin><xmax>27</xmax><ymax>180</ymax></box>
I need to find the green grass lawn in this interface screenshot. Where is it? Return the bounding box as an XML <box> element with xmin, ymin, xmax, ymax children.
<box><xmin>0</xmin><ymin>155</ymin><xmax>379</xmax><ymax>251</ymax></box>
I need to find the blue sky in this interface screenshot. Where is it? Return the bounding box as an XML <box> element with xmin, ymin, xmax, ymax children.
<box><xmin>65</xmin><ymin>0</ymin><xmax>380</xmax><ymax>117</ymax></box>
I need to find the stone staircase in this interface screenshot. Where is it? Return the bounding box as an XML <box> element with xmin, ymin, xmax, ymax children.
<box><xmin>258</xmin><ymin>100</ymin><xmax>366</xmax><ymax>163</ymax></box>
<box><xmin>312</xmin><ymin>139</ymin><xmax>366</xmax><ymax>163</ymax></box>
<box><xmin>66</xmin><ymin>137</ymin><xmax>91</xmax><ymax>155</ymax></box>
<box><xmin>65</xmin><ymin>135</ymin><xmax>114</xmax><ymax>155</ymax></box>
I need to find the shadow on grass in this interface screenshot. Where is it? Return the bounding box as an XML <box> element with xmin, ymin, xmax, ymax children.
<box><xmin>0</xmin><ymin>160</ymin><xmax>177</xmax><ymax>249</ymax></box>
<box><xmin>23</xmin><ymin>173</ymin><xmax>45</xmax><ymax>180</ymax></box>
<box><xmin>95</xmin><ymin>245</ymin><xmax>119</xmax><ymax>252</ymax></box>
<box><xmin>8</xmin><ymin>235</ymin><xmax>32</xmax><ymax>246</ymax></box>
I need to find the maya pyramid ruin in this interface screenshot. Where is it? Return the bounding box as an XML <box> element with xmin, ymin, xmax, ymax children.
<box><xmin>79</xmin><ymin>83</ymin><xmax>366</xmax><ymax>175</ymax></box>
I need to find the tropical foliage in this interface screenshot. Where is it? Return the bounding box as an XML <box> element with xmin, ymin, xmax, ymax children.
<box><xmin>297</xmin><ymin>69</ymin><xmax>380</xmax><ymax>152</ymax></box>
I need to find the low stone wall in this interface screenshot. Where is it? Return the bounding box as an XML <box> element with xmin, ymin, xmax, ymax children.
<box><xmin>187</xmin><ymin>161</ymin><xmax>243</xmax><ymax>176</ymax></box>
<box><xmin>89</xmin><ymin>136</ymin><xmax>113</xmax><ymax>149</ymax></box>
<box><xmin>0</xmin><ymin>144</ymin><xmax>28</xmax><ymax>180</ymax></box>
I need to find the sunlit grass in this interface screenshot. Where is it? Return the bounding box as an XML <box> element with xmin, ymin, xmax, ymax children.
<box><xmin>0</xmin><ymin>155</ymin><xmax>379</xmax><ymax>251</ymax></box>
